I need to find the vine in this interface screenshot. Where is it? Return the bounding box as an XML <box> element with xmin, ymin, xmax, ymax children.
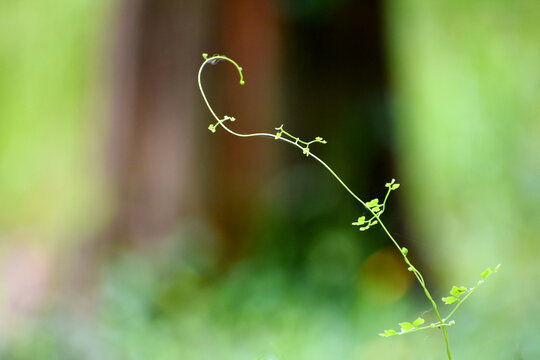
<box><xmin>198</xmin><ymin>53</ymin><xmax>499</xmax><ymax>359</ymax></box>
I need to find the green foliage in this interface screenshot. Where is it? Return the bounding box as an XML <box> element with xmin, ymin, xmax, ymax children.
<box><xmin>413</xmin><ymin>317</ymin><xmax>425</xmax><ymax>327</ymax></box>
<box><xmin>273</xmin><ymin>125</ymin><xmax>327</xmax><ymax>157</ymax></box>
<box><xmin>442</xmin><ymin>286</ymin><xmax>467</xmax><ymax>305</ymax></box>
<box><xmin>351</xmin><ymin>179</ymin><xmax>400</xmax><ymax>231</ymax></box>
<box><xmin>481</xmin><ymin>264</ymin><xmax>501</xmax><ymax>279</ymax></box>
<box><xmin>442</xmin><ymin>295</ymin><xmax>459</xmax><ymax>305</ymax></box>
<box><xmin>198</xmin><ymin>53</ymin><xmax>500</xmax><ymax>360</ymax></box>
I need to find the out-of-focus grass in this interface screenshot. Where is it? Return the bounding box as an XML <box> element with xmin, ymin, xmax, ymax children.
<box><xmin>0</xmin><ymin>236</ymin><xmax>427</xmax><ymax>360</ymax></box>
<box><xmin>0</xmin><ymin>219</ymin><xmax>505</xmax><ymax>360</ymax></box>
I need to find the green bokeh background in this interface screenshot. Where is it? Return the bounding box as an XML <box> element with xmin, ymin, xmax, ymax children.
<box><xmin>1</xmin><ymin>1</ymin><xmax>539</xmax><ymax>359</ymax></box>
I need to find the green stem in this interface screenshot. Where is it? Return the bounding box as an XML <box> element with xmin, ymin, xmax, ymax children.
<box><xmin>198</xmin><ymin>54</ymin><xmax>452</xmax><ymax>359</ymax></box>
<box><xmin>443</xmin><ymin>279</ymin><xmax>483</xmax><ymax>322</ymax></box>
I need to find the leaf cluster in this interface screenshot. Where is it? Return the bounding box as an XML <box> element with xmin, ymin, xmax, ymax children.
<box><xmin>208</xmin><ymin>115</ymin><xmax>235</xmax><ymax>133</ymax></box>
<box><xmin>379</xmin><ymin>264</ymin><xmax>501</xmax><ymax>338</ymax></box>
<box><xmin>274</xmin><ymin>125</ymin><xmax>326</xmax><ymax>156</ymax></box>
<box><xmin>351</xmin><ymin>179</ymin><xmax>399</xmax><ymax>231</ymax></box>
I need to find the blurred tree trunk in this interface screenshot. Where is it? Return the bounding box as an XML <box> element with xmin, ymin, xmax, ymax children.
<box><xmin>104</xmin><ymin>0</ymin><xmax>208</xmax><ymax>246</ymax></box>
<box><xmin>209</xmin><ymin>0</ymin><xmax>281</xmax><ymax>265</ymax></box>
<box><xmin>90</xmin><ymin>0</ymin><xmax>280</xmax><ymax>268</ymax></box>
<box><xmin>73</xmin><ymin>0</ymin><xmax>211</xmax><ymax>293</ymax></box>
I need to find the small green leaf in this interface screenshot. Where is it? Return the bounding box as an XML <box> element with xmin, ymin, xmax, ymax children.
<box><xmin>275</xmin><ymin>132</ymin><xmax>281</xmax><ymax>140</ymax></box>
<box><xmin>202</xmin><ymin>53</ymin><xmax>208</xmax><ymax>59</ymax></box>
<box><xmin>385</xmin><ymin>179</ymin><xmax>395</xmax><ymax>188</ymax></box>
<box><xmin>449</xmin><ymin>286</ymin><xmax>467</xmax><ymax>298</ymax></box>
<box><xmin>366</xmin><ymin>199</ymin><xmax>379</xmax><ymax>208</ymax></box>
<box><xmin>379</xmin><ymin>329</ymin><xmax>397</xmax><ymax>337</ymax></box>
<box><xmin>391</xmin><ymin>183</ymin><xmax>400</xmax><ymax>190</ymax></box>
<box><xmin>303</xmin><ymin>147</ymin><xmax>310</xmax><ymax>156</ymax></box>
<box><xmin>412</xmin><ymin>317</ymin><xmax>425</xmax><ymax>327</ymax></box>
<box><xmin>315</xmin><ymin>136</ymin><xmax>322</xmax><ymax>141</ymax></box>
<box><xmin>401</xmin><ymin>247</ymin><xmax>408</xmax><ymax>256</ymax></box>
<box><xmin>399</xmin><ymin>322</ymin><xmax>414</xmax><ymax>332</ymax></box>
<box><xmin>369</xmin><ymin>220</ymin><xmax>378</xmax><ymax>226</ymax></box>
<box><xmin>208</xmin><ymin>124</ymin><xmax>216</xmax><ymax>133</ymax></box>
<box><xmin>442</xmin><ymin>296</ymin><xmax>458</xmax><ymax>305</ymax></box>
<box><xmin>480</xmin><ymin>268</ymin><xmax>491</xmax><ymax>279</ymax></box>
<box><xmin>352</xmin><ymin>216</ymin><xmax>366</xmax><ymax>226</ymax></box>
<box><xmin>481</xmin><ymin>264</ymin><xmax>501</xmax><ymax>279</ymax></box>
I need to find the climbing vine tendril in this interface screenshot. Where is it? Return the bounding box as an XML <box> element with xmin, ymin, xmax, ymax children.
<box><xmin>198</xmin><ymin>53</ymin><xmax>499</xmax><ymax>360</ymax></box>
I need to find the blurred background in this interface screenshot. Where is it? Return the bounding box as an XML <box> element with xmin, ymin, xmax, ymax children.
<box><xmin>1</xmin><ymin>0</ymin><xmax>539</xmax><ymax>359</ymax></box>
